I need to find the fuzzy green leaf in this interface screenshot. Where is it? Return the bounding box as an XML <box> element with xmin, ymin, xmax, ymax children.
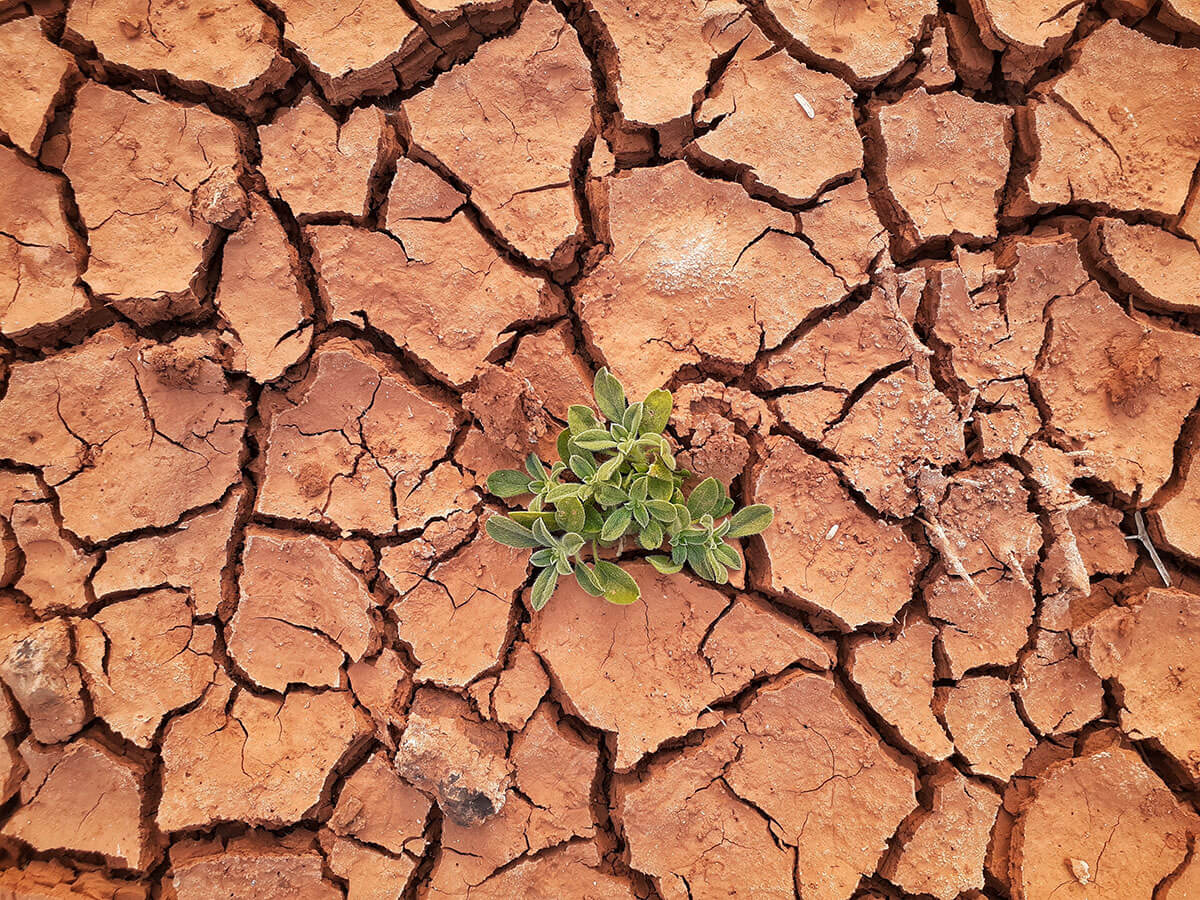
<box><xmin>713</xmin><ymin>542</ymin><xmax>742</xmax><ymax>569</ymax></box>
<box><xmin>726</xmin><ymin>504</ymin><xmax>774</xmax><ymax>538</ymax></box>
<box><xmin>568</xmin><ymin>454</ymin><xmax>597</xmax><ymax>480</ymax></box>
<box><xmin>638</xmin><ymin>519</ymin><xmax>664</xmax><ymax>550</ymax></box>
<box><xmin>621</xmin><ymin>402</ymin><xmax>644</xmax><ymax>435</ymax></box>
<box><xmin>632</xmin><ymin>504</ymin><xmax>649</xmax><ymax>529</ymax></box>
<box><xmin>530</xmin><ymin>566</ymin><xmax>558</xmax><ymax>611</ymax></box>
<box><xmin>647</xmin><ymin>476</ymin><xmax>674</xmax><ymax>501</ymax></box>
<box><xmin>647</xmin><ymin>554</ymin><xmax>684</xmax><ymax>575</ymax></box>
<box><xmin>593</xmin><ymin>560</ymin><xmax>640</xmax><ymax>605</ymax></box>
<box><xmin>645</xmin><ymin>499</ymin><xmax>677</xmax><ymax>523</ymax></box>
<box><xmin>582</xmin><ymin>504</ymin><xmax>604</xmax><ymax>534</ymax></box>
<box><xmin>486</xmin><ymin>515</ymin><xmax>542</xmax><ymax>549</ymax></box>
<box><xmin>555</xmin><ymin>495</ymin><xmax>586</xmax><ymax>532</ymax></box>
<box><xmin>556</xmin><ymin>429</ymin><xmax>572</xmax><ymax>463</ymax></box>
<box><xmin>594</xmin><ymin>483</ymin><xmax>629</xmax><ymax>506</ymax></box>
<box><xmin>530</xmin><ymin>548</ymin><xmax>553</xmax><ymax>567</ymax></box>
<box><xmin>687</xmin><ymin>544</ymin><xmax>717</xmax><ymax>581</ymax></box>
<box><xmin>525</xmin><ymin>453</ymin><xmax>547</xmax><ymax>481</ymax></box>
<box><xmin>487</xmin><ymin>469</ymin><xmax>532</xmax><ymax>498</ymax></box>
<box><xmin>687</xmin><ymin>477</ymin><xmax>723</xmax><ymax>519</ymax></box>
<box><xmin>573</xmin><ymin>560</ymin><xmax>606</xmax><ymax>597</ymax></box>
<box><xmin>545</xmin><ymin>483</ymin><xmax>582</xmax><ymax>503</ymax></box>
<box><xmin>509</xmin><ymin>511</ymin><xmax>557</xmax><ymax>529</ymax></box>
<box><xmin>568</xmin><ymin>405</ymin><xmax>598</xmax><ymax>435</ymax></box>
<box><xmin>531</xmin><ymin>518</ymin><xmax>557</xmax><ymax>548</ymax></box>
<box><xmin>641</xmin><ymin>389</ymin><xmax>672</xmax><ymax>434</ymax></box>
<box><xmin>600</xmin><ymin>506</ymin><xmax>631</xmax><ymax>542</ymax></box>
<box><xmin>593</xmin><ymin>368</ymin><xmax>627</xmax><ymax>422</ymax></box>
<box><xmin>561</xmin><ymin>532</ymin><xmax>585</xmax><ymax>556</ymax></box>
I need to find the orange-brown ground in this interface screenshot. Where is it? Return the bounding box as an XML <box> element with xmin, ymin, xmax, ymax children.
<box><xmin>0</xmin><ymin>0</ymin><xmax>1199</xmax><ymax>897</ymax></box>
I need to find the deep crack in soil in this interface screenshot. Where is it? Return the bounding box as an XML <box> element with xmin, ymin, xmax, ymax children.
<box><xmin>0</xmin><ymin>0</ymin><xmax>1199</xmax><ymax>897</ymax></box>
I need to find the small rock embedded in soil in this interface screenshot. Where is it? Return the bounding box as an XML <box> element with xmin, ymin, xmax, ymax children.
<box><xmin>394</xmin><ymin>687</ymin><xmax>512</xmax><ymax>827</ymax></box>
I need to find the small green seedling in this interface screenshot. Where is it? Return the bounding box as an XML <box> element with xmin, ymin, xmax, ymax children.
<box><xmin>485</xmin><ymin>368</ymin><xmax>774</xmax><ymax>610</ymax></box>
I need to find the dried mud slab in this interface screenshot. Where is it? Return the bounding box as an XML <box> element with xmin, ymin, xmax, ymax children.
<box><xmin>529</xmin><ymin>562</ymin><xmax>828</xmax><ymax>769</ymax></box>
<box><xmin>265</xmin><ymin>0</ymin><xmax>438</xmax><ymax>104</ymax></box>
<box><xmin>926</xmin><ymin>567</ymin><xmax>1035</xmax><ymax>677</ymax></box>
<box><xmin>259</xmin><ymin>97</ymin><xmax>395</xmax><ymax>221</ymax></box>
<box><xmin>64</xmin><ymin>0</ymin><xmax>292</xmax><ymax>113</ymax></box>
<box><xmin>872</xmin><ymin>88</ymin><xmax>1012</xmax><ymax>250</ymax></box>
<box><xmin>578</xmin><ymin>161</ymin><xmax>847</xmax><ymax>394</ymax></box>
<box><xmin>65</xmin><ymin>83</ymin><xmax>246</xmax><ymax>324</ymax></box>
<box><xmin>2</xmin><ymin>735</ymin><xmax>157</xmax><ymax>871</ymax></box>
<box><xmin>937</xmin><ymin>675</ymin><xmax>1036</xmax><ymax>781</ymax></box>
<box><xmin>91</xmin><ymin>486</ymin><xmax>243</xmax><ymax>617</ymax></box>
<box><xmin>404</xmin><ymin>1</ymin><xmax>593</xmax><ymax>266</ymax></box>
<box><xmin>1016</xmin><ymin>628</ymin><xmax>1104</xmax><ymax>736</ymax></box>
<box><xmin>1076</xmin><ymin>588</ymin><xmax>1200</xmax><ymax>784</ymax></box>
<box><xmin>383</xmin><ymin>530</ymin><xmax>525</xmax><ymax>688</ymax></box>
<box><xmin>761</xmin><ymin>270</ymin><xmax>922</xmax><ymax>439</ymax></box>
<box><xmin>613</xmin><ymin>737</ymin><xmax>796</xmax><ymax>899</ymax></box>
<box><xmin>1012</xmin><ymin>740</ymin><xmax>1200</xmax><ymax>899</ymax></box>
<box><xmin>727</xmin><ymin>671</ymin><xmax>918</xmax><ymax>900</ymax></box>
<box><xmin>926</xmin><ymin>235</ymin><xmax>1088</xmax><ymax>391</ymax></box>
<box><xmin>0</xmin><ymin>16</ymin><xmax>77</xmax><ymax>156</ymax></box>
<box><xmin>0</xmin><ymin>147</ymin><xmax>89</xmax><ymax>345</ymax></box>
<box><xmin>228</xmin><ymin>529</ymin><xmax>378</xmax><ymax>691</ymax></box>
<box><xmin>582</xmin><ymin>0</ymin><xmax>752</xmax><ymax>129</ymax></box>
<box><xmin>311</xmin><ymin>220</ymin><xmax>563</xmax><ymax>387</ymax></box>
<box><xmin>884</xmin><ymin>767</ymin><xmax>1001</xmax><ymax>899</ymax></box>
<box><xmin>1089</xmin><ymin>217</ymin><xmax>1200</xmax><ymax>315</ymax></box>
<box><xmin>797</xmin><ymin>179</ymin><xmax>893</xmax><ymax>287</ymax></box>
<box><xmin>966</xmin><ymin>0</ymin><xmax>1082</xmax><ymax>81</ymax></box>
<box><xmin>76</xmin><ymin>588</ymin><xmax>217</xmax><ymax>747</ymax></box>
<box><xmin>171</xmin><ymin>832</ymin><xmax>340</xmax><ymax>899</ymax></box>
<box><xmin>750</xmin><ymin>435</ymin><xmax>922</xmax><ymax>628</ymax></box>
<box><xmin>1032</xmin><ymin>281</ymin><xmax>1200</xmax><ymax>498</ymax></box>
<box><xmin>255</xmin><ymin>337</ymin><xmax>459</xmax><ymax>533</ymax></box>
<box><xmin>0</xmin><ymin>327</ymin><xmax>247</xmax><ymax>542</ymax></box>
<box><xmin>848</xmin><ymin>618</ymin><xmax>954</xmax><ymax>761</ymax></box>
<box><xmin>214</xmin><ymin>195</ymin><xmax>312</xmax><ymax>382</ymax></box>
<box><xmin>762</xmin><ymin>0</ymin><xmax>937</xmax><ymax>85</ymax></box>
<box><xmin>1022</xmin><ymin>22</ymin><xmax>1200</xmax><ymax>216</ymax></box>
<box><xmin>157</xmin><ymin>675</ymin><xmax>370</xmax><ymax>831</ymax></box>
<box><xmin>687</xmin><ymin>41</ymin><xmax>863</xmax><ymax>204</ymax></box>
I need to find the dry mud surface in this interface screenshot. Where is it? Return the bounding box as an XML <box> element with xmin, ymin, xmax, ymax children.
<box><xmin>1</xmin><ymin>0</ymin><xmax>1200</xmax><ymax>897</ymax></box>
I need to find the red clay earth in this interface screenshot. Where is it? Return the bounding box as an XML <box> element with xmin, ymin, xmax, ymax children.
<box><xmin>0</xmin><ymin>0</ymin><xmax>1199</xmax><ymax>897</ymax></box>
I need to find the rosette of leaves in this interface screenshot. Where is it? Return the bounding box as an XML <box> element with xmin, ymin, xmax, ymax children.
<box><xmin>484</xmin><ymin>368</ymin><xmax>774</xmax><ymax>611</ymax></box>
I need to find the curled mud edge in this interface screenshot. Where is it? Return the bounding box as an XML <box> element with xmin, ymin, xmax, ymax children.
<box><xmin>1</xmin><ymin>0</ymin><xmax>1200</xmax><ymax>897</ymax></box>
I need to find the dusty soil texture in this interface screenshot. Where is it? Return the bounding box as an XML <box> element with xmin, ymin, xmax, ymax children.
<box><xmin>1</xmin><ymin>0</ymin><xmax>1200</xmax><ymax>897</ymax></box>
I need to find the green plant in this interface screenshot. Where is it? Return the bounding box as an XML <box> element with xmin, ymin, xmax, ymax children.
<box><xmin>484</xmin><ymin>368</ymin><xmax>774</xmax><ymax>610</ymax></box>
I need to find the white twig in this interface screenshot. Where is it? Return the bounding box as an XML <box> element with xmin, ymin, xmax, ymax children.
<box><xmin>793</xmin><ymin>92</ymin><xmax>815</xmax><ymax>118</ymax></box>
<box><xmin>1128</xmin><ymin>509</ymin><xmax>1170</xmax><ymax>587</ymax></box>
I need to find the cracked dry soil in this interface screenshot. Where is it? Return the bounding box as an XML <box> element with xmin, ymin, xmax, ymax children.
<box><xmin>0</xmin><ymin>0</ymin><xmax>1199</xmax><ymax>897</ymax></box>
